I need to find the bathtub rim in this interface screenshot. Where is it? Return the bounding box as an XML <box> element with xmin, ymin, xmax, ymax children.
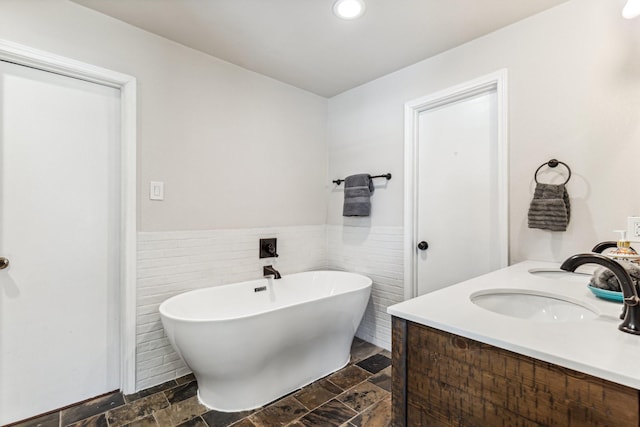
<box><xmin>158</xmin><ymin>269</ymin><xmax>372</xmax><ymax>323</ymax></box>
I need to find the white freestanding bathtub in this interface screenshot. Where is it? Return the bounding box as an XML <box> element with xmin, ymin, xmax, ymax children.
<box><xmin>159</xmin><ymin>270</ymin><xmax>372</xmax><ymax>412</ymax></box>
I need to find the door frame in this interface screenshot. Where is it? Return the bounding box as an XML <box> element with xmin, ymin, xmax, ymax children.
<box><xmin>0</xmin><ymin>39</ymin><xmax>137</xmax><ymax>394</ymax></box>
<box><xmin>403</xmin><ymin>69</ymin><xmax>509</xmax><ymax>300</ymax></box>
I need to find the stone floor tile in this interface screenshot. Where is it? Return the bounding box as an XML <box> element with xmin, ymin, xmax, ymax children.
<box><xmin>201</xmin><ymin>408</ymin><xmax>255</xmax><ymax>427</ymax></box>
<box><xmin>60</xmin><ymin>391</ymin><xmax>126</xmax><ymax>426</ymax></box>
<box><xmin>337</xmin><ymin>381</ymin><xmax>388</xmax><ymax>413</ymax></box>
<box><xmin>249</xmin><ymin>396</ymin><xmax>308</xmax><ymax>427</ymax></box>
<box><xmin>350</xmin><ymin>340</ymin><xmax>382</xmax><ymax>364</ymax></box>
<box><xmin>10</xmin><ymin>411</ymin><xmax>60</xmax><ymax>427</ymax></box>
<box><xmin>356</xmin><ymin>353</ymin><xmax>392</xmax><ymax>374</ymax></box>
<box><xmin>297</xmin><ymin>399</ymin><xmax>357</xmax><ymax>427</ymax></box>
<box><xmin>66</xmin><ymin>413</ymin><xmax>108</xmax><ymax>427</ymax></box>
<box><xmin>293</xmin><ymin>380</ymin><xmax>341</xmax><ymax>410</ymax></box>
<box><xmin>348</xmin><ymin>396</ymin><xmax>391</xmax><ymax>427</ymax></box>
<box><xmin>229</xmin><ymin>419</ymin><xmax>256</xmax><ymax>427</ymax></box>
<box><xmin>164</xmin><ymin>382</ymin><xmax>198</xmax><ymax>405</ymax></box>
<box><xmin>380</xmin><ymin>349</ymin><xmax>391</xmax><ymax>359</ymax></box>
<box><xmin>327</xmin><ymin>365</ymin><xmax>371</xmax><ymax>390</ymax></box>
<box><xmin>107</xmin><ymin>393</ymin><xmax>170</xmax><ymax>427</ymax></box>
<box><xmin>125</xmin><ymin>381</ymin><xmax>178</xmax><ymax>403</ymax></box>
<box><xmin>175</xmin><ymin>374</ymin><xmax>196</xmax><ymax>385</ymax></box>
<box><xmin>174</xmin><ymin>416</ymin><xmax>207</xmax><ymax>427</ymax></box>
<box><xmin>123</xmin><ymin>415</ymin><xmax>159</xmax><ymax>427</ymax></box>
<box><xmin>152</xmin><ymin>396</ymin><xmax>208</xmax><ymax>426</ymax></box>
<box><xmin>367</xmin><ymin>366</ymin><xmax>392</xmax><ymax>392</ymax></box>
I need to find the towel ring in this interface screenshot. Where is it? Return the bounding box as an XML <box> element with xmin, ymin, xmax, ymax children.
<box><xmin>534</xmin><ymin>159</ymin><xmax>571</xmax><ymax>185</ymax></box>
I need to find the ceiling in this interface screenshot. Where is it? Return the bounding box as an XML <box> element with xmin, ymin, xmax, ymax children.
<box><xmin>71</xmin><ymin>0</ymin><xmax>570</xmax><ymax>97</ymax></box>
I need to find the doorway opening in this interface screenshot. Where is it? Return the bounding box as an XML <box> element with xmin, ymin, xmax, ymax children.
<box><xmin>403</xmin><ymin>70</ymin><xmax>508</xmax><ymax>299</ymax></box>
<box><xmin>0</xmin><ymin>39</ymin><xmax>137</xmax><ymax>424</ymax></box>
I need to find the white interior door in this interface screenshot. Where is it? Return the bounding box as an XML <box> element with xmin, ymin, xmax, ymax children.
<box><xmin>0</xmin><ymin>60</ymin><xmax>121</xmax><ymax>424</ymax></box>
<box><xmin>416</xmin><ymin>89</ymin><xmax>502</xmax><ymax>296</ymax></box>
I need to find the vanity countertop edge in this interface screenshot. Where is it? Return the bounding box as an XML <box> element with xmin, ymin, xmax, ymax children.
<box><xmin>387</xmin><ymin>260</ymin><xmax>640</xmax><ymax>390</ymax></box>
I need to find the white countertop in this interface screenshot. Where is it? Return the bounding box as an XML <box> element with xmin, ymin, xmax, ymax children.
<box><xmin>387</xmin><ymin>260</ymin><xmax>640</xmax><ymax>390</ymax></box>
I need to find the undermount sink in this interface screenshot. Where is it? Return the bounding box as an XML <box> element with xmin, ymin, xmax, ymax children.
<box><xmin>470</xmin><ymin>289</ymin><xmax>599</xmax><ymax>322</ymax></box>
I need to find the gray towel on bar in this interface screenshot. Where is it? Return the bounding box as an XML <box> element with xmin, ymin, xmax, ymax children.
<box><xmin>590</xmin><ymin>263</ymin><xmax>640</xmax><ymax>292</ymax></box>
<box><xmin>343</xmin><ymin>174</ymin><xmax>374</xmax><ymax>217</ymax></box>
<box><xmin>527</xmin><ymin>183</ymin><xmax>570</xmax><ymax>231</ymax></box>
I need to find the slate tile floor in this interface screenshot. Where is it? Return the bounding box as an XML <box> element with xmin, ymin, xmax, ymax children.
<box><xmin>9</xmin><ymin>338</ymin><xmax>391</xmax><ymax>427</ymax></box>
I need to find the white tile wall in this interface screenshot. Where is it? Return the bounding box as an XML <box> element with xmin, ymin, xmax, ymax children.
<box><xmin>135</xmin><ymin>225</ymin><xmax>327</xmax><ymax>390</ymax></box>
<box><xmin>326</xmin><ymin>225</ymin><xmax>404</xmax><ymax>350</ymax></box>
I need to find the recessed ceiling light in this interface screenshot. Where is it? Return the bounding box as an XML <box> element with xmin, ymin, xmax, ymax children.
<box><xmin>333</xmin><ymin>0</ymin><xmax>366</xmax><ymax>20</ymax></box>
<box><xmin>623</xmin><ymin>0</ymin><xmax>640</xmax><ymax>18</ymax></box>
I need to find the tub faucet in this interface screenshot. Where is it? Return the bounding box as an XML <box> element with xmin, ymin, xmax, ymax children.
<box><xmin>560</xmin><ymin>253</ymin><xmax>640</xmax><ymax>335</ymax></box>
<box><xmin>263</xmin><ymin>265</ymin><xmax>281</xmax><ymax>280</ymax></box>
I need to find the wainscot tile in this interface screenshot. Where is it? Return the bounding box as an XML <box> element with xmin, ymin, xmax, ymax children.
<box><xmin>367</xmin><ymin>366</ymin><xmax>392</xmax><ymax>392</ymax></box>
<box><xmin>106</xmin><ymin>393</ymin><xmax>169</xmax><ymax>427</ymax></box>
<box><xmin>122</xmin><ymin>415</ymin><xmax>159</xmax><ymax>427</ymax></box>
<box><xmin>10</xmin><ymin>411</ymin><xmax>59</xmax><ymax>427</ymax></box>
<box><xmin>125</xmin><ymin>381</ymin><xmax>177</xmax><ymax>403</ymax></box>
<box><xmin>327</xmin><ymin>366</ymin><xmax>371</xmax><ymax>390</ymax></box>
<box><xmin>175</xmin><ymin>416</ymin><xmax>207</xmax><ymax>427</ymax></box>
<box><xmin>152</xmin><ymin>395</ymin><xmax>208</xmax><ymax>426</ymax></box>
<box><xmin>164</xmin><ymin>381</ymin><xmax>198</xmax><ymax>404</ymax></box>
<box><xmin>249</xmin><ymin>396</ymin><xmax>308</xmax><ymax>427</ymax></box>
<box><xmin>337</xmin><ymin>381</ymin><xmax>388</xmax><ymax>413</ymax></box>
<box><xmin>297</xmin><ymin>399</ymin><xmax>357</xmax><ymax>427</ymax></box>
<box><xmin>355</xmin><ymin>354</ymin><xmax>391</xmax><ymax>374</ymax></box>
<box><xmin>347</xmin><ymin>396</ymin><xmax>391</xmax><ymax>427</ymax></box>
<box><xmin>61</xmin><ymin>391</ymin><xmax>126</xmax><ymax>425</ymax></box>
<box><xmin>201</xmin><ymin>409</ymin><xmax>255</xmax><ymax>427</ymax></box>
<box><xmin>293</xmin><ymin>380</ymin><xmax>341</xmax><ymax>410</ymax></box>
<box><xmin>66</xmin><ymin>413</ymin><xmax>108</xmax><ymax>427</ymax></box>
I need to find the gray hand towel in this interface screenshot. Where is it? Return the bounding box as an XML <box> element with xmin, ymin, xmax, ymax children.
<box><xmin>343</xmin><ymin>174</ymin><xmax>374</xmax><ymax>217</ymax></box>
<box><xmin>590</xmin><ymin>262</ymin><xmax>640</xmax><ymax>292</ymax></box>
<box><xmin>527</xmin><ymin>183</ymin><xmax>570</xmax><ymax>231</ymax></box>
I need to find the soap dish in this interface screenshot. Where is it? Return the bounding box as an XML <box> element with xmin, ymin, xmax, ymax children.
<box><xmin>587</xmin><ymin>285</ymin><xmax>623</xmax><ymax>302</ymax></box>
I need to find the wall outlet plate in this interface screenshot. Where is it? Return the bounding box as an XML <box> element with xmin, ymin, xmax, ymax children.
<box><xmin>627</xmin><ymin>216</ymin><xmax>640</xmax><ymax>242</ymax></box>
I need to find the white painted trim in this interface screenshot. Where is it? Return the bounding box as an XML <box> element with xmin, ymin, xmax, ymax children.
<box><xmin>403</xmin><ymin>69</ymin><xmax>509</xmax><ymax>300</ymax></box>
<box><xmin>0</xmin><ymin>39</ymin><xmax>138</xmax><ymax>394</ymax></box>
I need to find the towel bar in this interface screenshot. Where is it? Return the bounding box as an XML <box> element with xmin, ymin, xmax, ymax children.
<box><xmin>332</xmin><ymin>173</ymin><xmax>391</xmax><ymax>185</ymax></box>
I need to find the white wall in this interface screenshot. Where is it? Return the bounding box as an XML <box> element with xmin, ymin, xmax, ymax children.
<box><xmin>4</xmin><ymin>0</ymin><xmax>640</xmax><ymax>390</ymax></box>
<box><xmin>0</xmin><ymin>0</ymin><xmax>328</xmax><ymax>231</ymax></box>
<box><xmin>327</xmin><ymin>0</ymin><xmax>640</xmax><ymax>263</ymax></box>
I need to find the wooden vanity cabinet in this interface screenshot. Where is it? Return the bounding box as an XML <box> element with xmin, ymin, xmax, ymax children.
<box><xmin>392</xmin><ymin>317</ymin><xmax>640</xmax><ymax>426</ymax></box>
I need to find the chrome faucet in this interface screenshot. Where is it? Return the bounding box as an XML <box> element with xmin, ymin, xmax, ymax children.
<box><xmin>263</xmin><ymin>265</ymin><xmax>281</xmax><ymax>280</ymax></box>
<box><xmin>560</xmin><ymin>253</ymin><xmax>640</xmax><ymax>335</ymax></box>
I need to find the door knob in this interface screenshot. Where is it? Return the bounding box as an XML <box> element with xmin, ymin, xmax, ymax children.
<box><xmin>417</xmin><ymin>241</ymin><xmax>429</xmax><ymax>251</ymax></box>
<box><xmin>0</xmin><ymin>257</ymin><xmax>9</xmax><ymax>270</ymax></box>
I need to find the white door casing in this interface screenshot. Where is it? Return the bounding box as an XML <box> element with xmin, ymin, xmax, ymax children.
<box><xmin>403</xmin><ymin>70</ymin><xmax>508</xmax><ymax>299</ymax></box>
<box><xmin>0</xmin><ymin>40</ymin><xmax>137</xmax><ymax>402</ymax></box>
<box><xmin>0</xmin><ymin>60</ymin><xmax>122</xmax><ymax>424</ymax></box>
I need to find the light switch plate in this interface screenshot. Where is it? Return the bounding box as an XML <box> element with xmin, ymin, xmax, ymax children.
<box><xmin>150</xmin><ymin>181</ymin><xmax>164</xmax><ymax>201</ymax></box>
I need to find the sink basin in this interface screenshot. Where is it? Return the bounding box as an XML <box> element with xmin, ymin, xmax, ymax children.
<box><xmin>470</xmin><ymin>289</ymin><xmax>599</xmax><ymax>322</ymax></box>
